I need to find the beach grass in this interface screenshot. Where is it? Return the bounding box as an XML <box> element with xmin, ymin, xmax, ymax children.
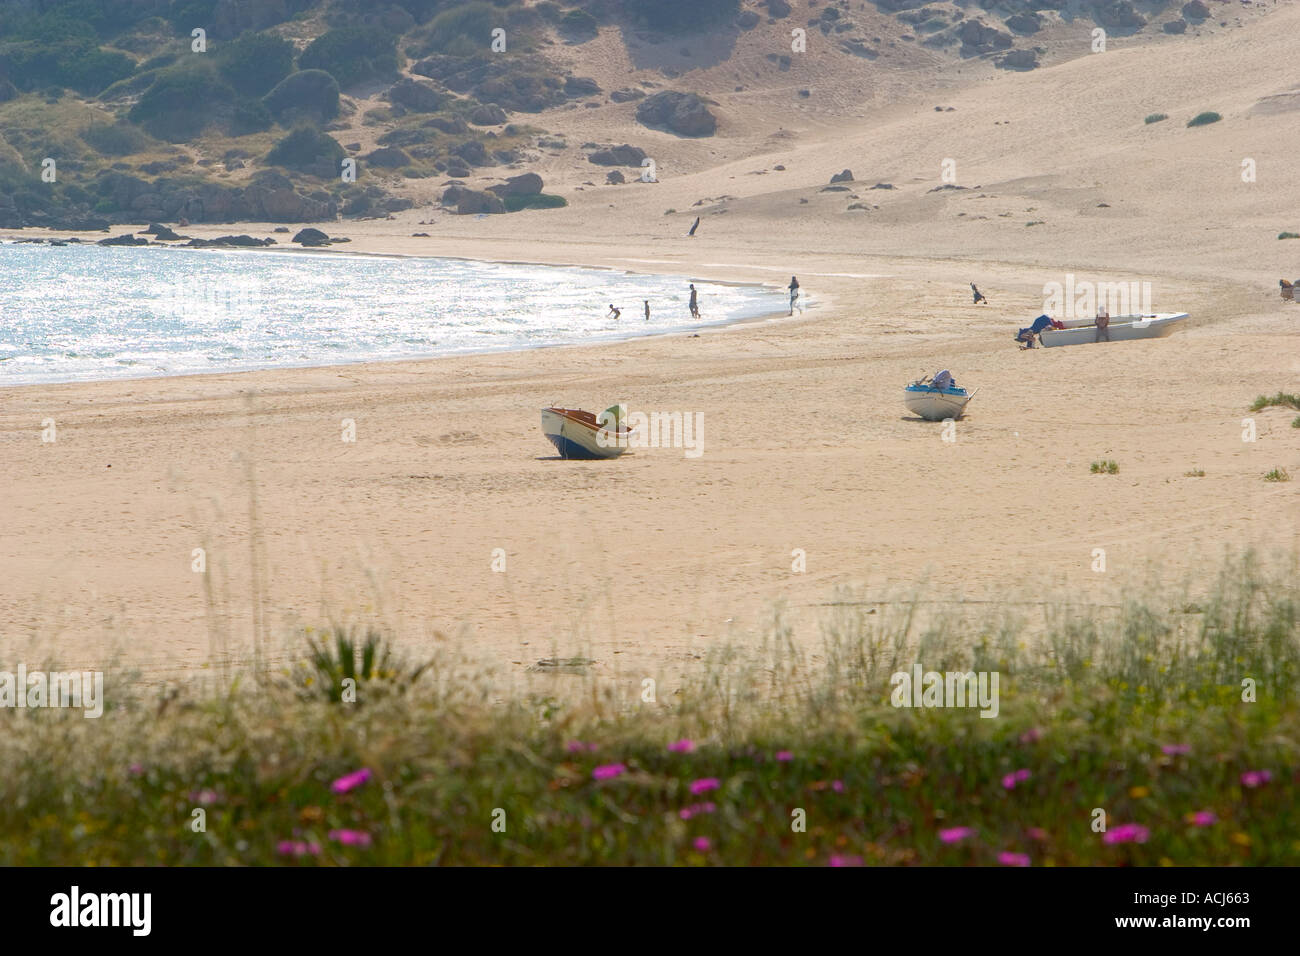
<box><xmin>1263</xmin><ymin>468</ymin><xmax>1290</xmax><ymax>483</ymax></box>
<box><xmin>1091</xmin><ymin>459</ymin><xmax>1119</xmax><ymax>474</ymax></box>
<box><xmin>1250</xmin><ymin>393</ymin><xmax>1300</xmax><ymax>412</ymax></box>
<box><xmin>1187</xmin><ymin>112</ymin><xmax>1222</xmax><ymax>127</ymax></box>
<box><xmin>1144</xmin><ymin>113</ymin><xmax>1167</xmax><ymax>124</ymax></box>
<box><xmin>0</xmin><ymin>552</ymin><xmax>1296</xmax><ymax>866</ymax></box>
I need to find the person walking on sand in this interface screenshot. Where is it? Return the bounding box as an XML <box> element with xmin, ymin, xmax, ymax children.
<box><xmin>788</xmin><ymin>276</ymin><xmax>801</xmax><ymax>315</ymax></box>
<box><xmin>688</xmin><ymin>217</ymin><xmax>700</xmax><ymax>237</ymax></box>
<box><xmin>644</xmin><ymin>300</ymin><xmax>650</xmax><ymax>321</ymax></box>
<box><xmin>688</xmin><ymin>284</ymin><xmax>700</xmax><ymax>319</ymax></box>
<box><xmin>607</xmin><ymin>303</ymin><xmax>621</xmax><ymax>321</ymax></box>
<box><xmin>970</xmin><ymin>282</ymin><xmax>988</xmax><ymax>305</ymax></box>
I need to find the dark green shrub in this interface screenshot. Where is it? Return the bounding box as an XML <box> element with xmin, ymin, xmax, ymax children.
<box><xmin>504</xmin><ymin>192</ymin><xmax>566</xmax><ymax>212</ymax></box>
<box><xmin>263</xmin><ymin>70</ymin><xmax>341</xmax><ymax>123</ymax></box>
<box><xmin>265</xmin><ymin>126</ymin><xmax>345</xmax><ymax>171</ymax></box>
<box><xmin>217</xmin><ymin>32</ymin><xmax>296</xmax><ymax>96</ymax></box>
<box><xmin>1144</xmin><ymin>113</ymin><xmax>1167</xmax><ymax>124</ymax></box>
<box><xmin>230</xmin><ymin>97</ymin><xmax>274</xmax><ymax>135</ymax></box>
<box><xmin>128</xmin><ymin>63</ymin><xmax>236</xmax><ymax>140</ymax></box>
<box><xmin>299</xmin><ymin>26</ymin><xmax>399</xmax><ymax>88</ymax></box>
<box><xmin>1187</xmin><ymin>111</ymin><xmax>1221</xmax><ymax>127</ymax></box>
<box><xmin>79</xmin><ymin>122</ymin><xmax>151</xmax><ymax>156</ymax></box>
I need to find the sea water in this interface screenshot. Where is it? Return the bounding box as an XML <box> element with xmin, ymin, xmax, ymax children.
<box><xmin>0</xmin><ymin>242</ymin><xmax>782</xmax><ymax>386</ymax></box>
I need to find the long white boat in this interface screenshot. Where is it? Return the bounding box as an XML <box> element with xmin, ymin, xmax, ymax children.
<box><xmin>541</xmin><ymin>407</ymin><xmax>635</xmax><ymax>460</ymax></box>
<box><xmin>1038</xmin><ymin>312</ymin><xmax>1189</xmax><ymax>347</ymax></box>
<box><xmin>903</xmin><ymin>381</ymin><xmax>976</xmax><ymax>421</ymax></box>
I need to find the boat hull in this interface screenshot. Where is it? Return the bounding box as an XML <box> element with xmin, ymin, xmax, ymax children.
<box><xmin>903</xmin><ymin>386</ymin><xmax>973</xmax><ymax>421</ymax></box>
<box><xmin>541</xmin><ymin>407</ymin><xmax>632</xmax><ymax>459</ymax></box>
<box><xmin>1039</xmin><ymin>312</ymin><xmax>1188</xmax><ymax>347</ymax></box>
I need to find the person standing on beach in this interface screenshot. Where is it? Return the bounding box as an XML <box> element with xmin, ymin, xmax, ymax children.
<box><xmin>688</xmin><ymin>217</ymin><xmax>700</xmax><ymax>237</ymax></box>
<box><xmin>970</xmin><ymin>282</ymin><xmax>988</xmax><ymax>305</ymax></box>
<box><xmin>688</xmin><ymin>284</ymin><xmax>700</xmax><ymax>319</ymax></box>
<box><xmin>607</xmin><ymin>304</ymin><xmax>621</xmax><ymax>321</ymax></box>
<box><xmin>644</xmin><ymin>300</ymin><xmax>650</xmax><ymax>321</ymax></box>
<box><xmin>1094</xmin><ymin>306</ymin><xmax>1110</xmax><ymax>343</ymax></box>
<box><xmin>788</xmin><ymin>276</ymin><xmax>801</xmax><ymax>315</ymax></box>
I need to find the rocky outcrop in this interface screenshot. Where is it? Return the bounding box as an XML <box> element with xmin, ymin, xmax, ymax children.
<box><xmin>386</xmin><ymin>77</ymin><xmax>446</xmax><ymax>113</ymax></box>
<box><xmin>588</xmin><ymin>144</ymin><xmax>647</xmax><ymax>166</ymax></box>
<box><xmin>609</xmin><ymin>88</ymin><xmax>644</xmax><ymax>103</ymax></box>
<box><xmin>488</xmin><ymin>172</ymin><xmax>543</xmax><ymax>197</ymax></box>
<box><xmin>997</xmin><ymin>49</ymin><xmax>1039</xmax><ymax>71</ymax></box>
<box><xmin>98</xmin><ymin>233</ymin><xmax>150</xmax><ymax>246</ymax></box>
<box><xmin>1181</xmin><ymin>1</ymin><xmax>1210</xmax><ymax>20</ymax></box>
<box><xmin>829</xmin><ymin>169</ymin><xmax>854</xmax><ymax>183</ymax></box>
<box><xmin>469</xmin><ymin>103</ymin><xmax>507</xmax><ymax>125</ymax></box>
<box><xmin>564</xmin><ymin>76</ymin><xmax>600</xmax><ymax>97</ymax></box>
<box><xmin>291</xmin><ymin>227</ymin><xmax>331</xmax><ymax>246</ymax></box>
<box><xmin>90</xmin><ymin>169</ymin><xmax>337</xmax><ymax>225</ymax></box>
<box><xmin>365</xmin><ymin>146</ymin><xmax>411</xmax><ymax>168</ymax></box>
<box><xmin>454</xmin><ymin>189</ymin><xmax>506</xmax><ymax>215</ymax></box>
<box><xmin>956</xmin><ymin>20</ymin><xmax>1013</xmax><ymax>57</ymax></box>
<box><xmin>635</xmin><ymin>91</ymin><xmax>717</xmax><ymax>137</ymax></box>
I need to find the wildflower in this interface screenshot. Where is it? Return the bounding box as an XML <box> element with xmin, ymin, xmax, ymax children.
<box><xmin>829</xmin><ymin>854</ymin><xmax>864</xmax><ymax>867</ymax></box>
<box><xmin>1103</xmin><ymin>824</ymin><xmax>1150</xmax><ymax>845</ymax></box>
<box><xmin>330</xmin><ymin>768</ymin><xmax>373</xmax><ymax>794</ymax></box>
<box><xmin>1186</xmin><ymin>811</ymin><xmax>1216</xmax><ymax>827</ymax></box>
<box><xmin>693</xmin><ymin>837</ymin><xmax>711</xmax><ymax>852</ymax></box>
<box><xmin>328</xmin><ymin>829</ymin><xmax>373</xmax><ymax>847</ymax></box>
<box><xmin>1129</xmin><ymin>786</ymin><xmax>1150</xmax><ymax>799</ymax></box>
<box><xmin>689</xmin><ymin>777</ymin><xmax>720</xmax><ymax>795</ymax></box>
<box><xmin>1019</xmin><ymin>728</ymin><xmax>1042</xmax><ymax>743</ymax></box>
<box><xmin>939</xmin><ymin>827</ymin><xmax>974</xmax><ymax>844</ymax></box>
<box><xmin>1027</xmin><ymin>827</ymin><xmax>1048</xmax><ymax>841</ymax></box>
<box><xmin>775</xmin><ymin>750</ymin><xmax>793</xmax><ymax>762</ymax></box>
<box><xmin>128</xmin><ymin>763</ymin><xmax>144</xmax><ymax>776</ymax></box>
<box><xmin>592</xmin><ymin>763</ymin><xmax>626</xmax><ymax>781</ymax></box>
<box><xmin>832</xmin><ymin>780</ymin><xmax>845</xmax><ymax>792</ymax></box>
<box><xmin>276</xmin><ymin>840</ymin><xmax>321</xmax><ymax>858</ymax></box>
<box><xmin>565</xmin><ymin>740</ymin><xmax>590</xmax><ymax>753</ymax></box>
<box><xmin>668</xmin><ymin>739</ymin><xmax>695</xmax><ymax>753</ymax></box>
<box><xmin>1002</xmin><ymin>768</ymin><xmax>1031</xmax><ymax>790</ymax></box>
<box><xmin>189</xmin><ymin>789</ymin><xmax>220</xmax><ymax>805</ymax></box>
<box><xmin>678</xmin><ymin>801</ymin><xmax>717</xmax><ymax>820</ymax></box>
<box><xmin>1240</xmin><ymin>770</ymin><xmax>1273</xmax><ymax>788</ymax></box>
<box><xmin>1161</xmin><ymin>744</ymin><xmax>1191</xmax><ymax>756</ymax></box>
<box><xmin>998</xmin><ymin>852</ymin><xmax>1031</xmax><ymax>867</ymax></box>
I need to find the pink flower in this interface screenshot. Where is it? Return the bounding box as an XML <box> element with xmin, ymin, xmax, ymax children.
<box><xmin>1002</xmin><ymin>768</ymin><xmax>1032</xmax><ymax>790</ymax></box>
<box><xmin>668</xmin><ymin>739</ymin><xmax>695</xmax><ymax>753</ymax></box>
<box><xmin>998</xmin><ymin>852</ymin><xmax>1031</xmax><ymax>867</ymax></box>
<box><xmin>678</xmin><ymin>801</ymin><xmax>717</xmax><ymax>820</ymax></box>
<box><xmin>1189</xmin><ymin>811</ymin><xmax>1217</xmax><ymax>827</ymax></box>
<box><xmin>1103</xmin><ymin>824</ymin><xmax>1150</xmax><ymax>845</ymax></box>
<box><xmin>832</xmin><ymin>780</ymin><xmax>845</xmax><ymax>792</ymax></box>
<box><xmin>693</xmin><ymin>837</ymin><xmax>711</xmax><ymax>852</ymax></box>
<box><xmin>1019</xmin><ymin>728</ymin><xmax>1043</xmax><ymax>743</ymax></box>
<box><xmin>592</xmin><ymin>763</ymin><xmax>626</xmax><ymax>781</ymax></box>
<box><xmin>1240</xmin><ymin>770</ymin><xmax>1273</xmax><ymax>788</ymax></box>
<box><xmin>276</xmin><ymin>840</ymin><xmax>321</xmax><ymax>857</ymax></box>
<box><xmin>330</xmin><ymin>768</ymin><xmax>372</xmax><ymax>794</ymax></box>
<box><xmin>775</xmin><ymin>751</ymin><xmax>793</xmax><ymax>762</ymax></box>
<box><xmin>328</xmin><ymin>829</ymin><xmax>373</xmax><ymax>847</ymax></box>
<box><xmin>128</xmin><ymin>763</ymin><xmax>144</xmax><ymax>776</ymax></box>
<box><xmin>188</xmin><ymin>789</ymin><xmax>220</xmax><ymax>805</ymax></box>
<box><xmin>1027</xmin><ymin>827</ymin><xmax>1048</xmax><ymax>842</ymax></box>
<box><xmin>689</xmin><ymin>777</ymin><xmax>720</xmax><ymax>795</ymax></box>
<box><xmin>939</xmin><ymin>827</ymin><xmax>975</xmax><ymax>844</ymax></box>
<box><xmin>829</xmin><ymin>854</ymin><xmax>864</xmax><ymax>867</ymax></box>
<box><xmin>565</xmin><ymin>740</ymin><xmax>588</xmax><ymax>753</ymax></box>
<box><xmin>1161</xmin><ymin>744</ymin><xmax>1191</xmax><ymax>756</ymax></box>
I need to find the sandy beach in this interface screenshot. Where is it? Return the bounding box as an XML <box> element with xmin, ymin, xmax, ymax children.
<box><xmin>3</xmin><ymin>6</ymin><xmax>1298</xmax><ymax>686</ymax></box>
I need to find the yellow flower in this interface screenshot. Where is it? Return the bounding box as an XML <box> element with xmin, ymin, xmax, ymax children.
<box><xmin>1231</xmin><ymin>832</ymin><xmax>1252</xmax><ymax>847</ymax></box>
<box><xmin>1129</xmin><ymin>786</ymin><xmax>1150</xmax><ymax>799</ymax></box>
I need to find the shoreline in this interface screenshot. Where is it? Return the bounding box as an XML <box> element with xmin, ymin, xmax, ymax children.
<box><xmin>1</xmin><ymin>232</ymin><xmax>813</xmax><ymax>391</ymax></box>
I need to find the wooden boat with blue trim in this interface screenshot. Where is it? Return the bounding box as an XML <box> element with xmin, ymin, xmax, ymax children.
<box><xmin>541</xmin><ymin>407</ymin><xmax>636</xmax><ymax>460</ymax></box>
<box><xmin>903</xmin><ymin>378</ymin><xmax>976</xmax><ymax>421</ymax></box>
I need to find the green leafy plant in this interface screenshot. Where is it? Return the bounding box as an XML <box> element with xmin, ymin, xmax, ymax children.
<box><xmin>1263</xmin><ymin>469</ymin><xmax>1291</xmax><ymax>483</ymax></box>
<box><xmin>1187</xmin><ymin>111</ymin><xmax>1221</xmax><ymax>127</ymax></box>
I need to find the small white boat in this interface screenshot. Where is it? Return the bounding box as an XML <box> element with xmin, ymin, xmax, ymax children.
<box><xmin>541</xmin><ymin>407</ymin><xmax>636</xmax><ymax>459</ymax></box>
<box><xmin>903</xmin><ymin>377</ymin><xmax>976</xmax><ymax>421</ymax></box>
<box><xmin>1038</xmin><ymin>312</ymin><xmax>1188</xmax><ymax>347</ymax></box>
